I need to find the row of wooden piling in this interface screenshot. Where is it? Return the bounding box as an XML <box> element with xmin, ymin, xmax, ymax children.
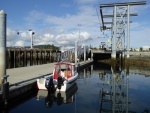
<box><xmin>6</xmin><ymin>48</ymin><xmax>60</xmax><ymax>63</ymax></box>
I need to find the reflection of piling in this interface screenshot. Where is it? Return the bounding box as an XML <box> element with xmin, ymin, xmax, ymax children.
<box><xmin>126</xmin><ymin>64</ymin><xmax>129</xmax><ymax>111</ymax></box>
<box><xmin>121</xmin><ymin>55</ymin><xmax>126</xmax><ymax>70</ymax></box>
<box><xmin>111</xmin><ymin>59</ymin><xmax>116</xmax><ymax>70</ymax></box>
<box><xmin>84</xmin><ymin>45</ymin><xmax>86</xmax><ymax>62</ymax></box>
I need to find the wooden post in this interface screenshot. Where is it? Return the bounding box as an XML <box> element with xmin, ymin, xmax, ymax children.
<box><xmin>18</xmin><ymin>49</ymin><xmax>20</xmax><ymax>66</ymax></box>
<box><xmin>49</xmin><ymin>51</ymin><xmax>51</xmax><ymax>62</ymax></box>
<box><xmin>25</xmin><ymin>50</ymin><xmax>27</xmax><ymax>66</ymax></box>
<box><xmin>36</xmin><ymin>50</ymin><xmax>37</xmax><ymax>64</ymax></box>
<box><xmin>30</xmin><ymin>50</ymin><xmax>33</xmax><ymax>65</ymax></box>
<box><xmin>34</xmin><ymin>49</ymin><xmax>36</xmax><ymax>60</ymax></box>
<box><xmin>14</xmin><ymin>49</ymin><xmax>16</xmax><ymax>68</ymax></box>
<box><xmin>40</xmin><ymin>50</ymin><xmax>42</xmax><ymax>64</ymax></box>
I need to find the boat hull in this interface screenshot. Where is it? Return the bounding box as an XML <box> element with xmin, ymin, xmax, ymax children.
<box><xmin>37</xmin><ymin>75</ymin><xmax>52</xmax><ymax>90</ymax></box>
<box><xmin>56</xmin><ymin>73</ymin><xmax>78</xmax><ymax>91</ymax></box>
<box><xmin>37</xmin><ymin>73</ymin><xmax>78</xmax><ymax>92</ymax></box>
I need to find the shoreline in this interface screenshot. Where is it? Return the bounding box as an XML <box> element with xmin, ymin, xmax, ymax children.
<box><xmin>99</xmin><ymin>55</ymin><xmax>150</xmax><ymax>68</ymax></box>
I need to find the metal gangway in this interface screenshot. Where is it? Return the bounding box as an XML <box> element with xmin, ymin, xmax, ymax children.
<box><xmin>59</xmin><ymin>43</ymin><xmax>91</xmax><ymax>66</ymax></box>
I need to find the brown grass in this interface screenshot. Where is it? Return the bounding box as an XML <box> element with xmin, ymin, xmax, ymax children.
<box><xmin>99</xmin><ymin>58</ymin><xmax>150</xmax><ymax>68</ymax></box>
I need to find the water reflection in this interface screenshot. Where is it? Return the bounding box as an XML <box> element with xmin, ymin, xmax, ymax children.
<box><xmin>98</xmin><ymin>62</ymin><xmax>130</xmax><ymax>112</ymax></box>
<box><xmin>78</xmin><ymin>65</ymin><xmax>93</xmax><ymax>79</ymax></box>
<box><xmin>77</xmin><ymin>62</ymin><xmax>150</xmax><ymax>112</ymax></box>
<box><xmin>0</xmin><ymin>90</ymin><xmax>37</xmax><ymax>113</ymax></box>
<box><xmin>1</xmin><ymin>62</ymin><xmax>150</xmax><ymax>113</ymax></box>
<box><xmin>36</xmin><ymin>83</ymin><xmax>78</xmax><ymax>108</ymax></box>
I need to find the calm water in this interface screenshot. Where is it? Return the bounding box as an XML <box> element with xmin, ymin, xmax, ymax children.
<box><xmin>2</xmin><ymin>63</ymin><xmax>150</xmax><ymax>113</ymax></box>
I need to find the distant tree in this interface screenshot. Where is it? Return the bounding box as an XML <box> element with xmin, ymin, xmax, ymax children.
<box><xmin>93</xmin><ymin>47</ymin><xmax>98</xmax><ymax>50</ymax></box>
<box><xmin>33</xmin><ymin>44</ymin><xmax>59</xmax><ymax>50</ymax></box>
<box><xmin>140</xmin><ymin>47</ymin><xmax>143</xmax><ymax>51</ymax></box>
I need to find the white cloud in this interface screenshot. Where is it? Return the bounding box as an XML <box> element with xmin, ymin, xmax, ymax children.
<box><xmin>7</xmin><ymin>28</ymin><xmax>18</xmax><ymax>41</ymax></box>
<box><xmin>21</xmin><ymin>3</ymin><xmax>100</xmax><ymax>47</ymax></box>
<box><xmin>55</xmin><ymin>32</ymin><xmax>79</xmax><ymax>46</ymax></box>
<box><xmin>20</xmin><ymin>32</ymin><xmax>30</xmax><ymax>41</ymax></box>
<box><xmin>6</xmin><ymin>0</ymin><xmax>150</xmax><ymax>48</ymax></box>
<box><xmin>25</xmin><ymin>3</ymin><xmax>100</xmax><ymax>35</ymax></box>
<box><xmin>14</xmin><ymin>41</ymin><xmax>25</xmax><ymax>47</ymax></box>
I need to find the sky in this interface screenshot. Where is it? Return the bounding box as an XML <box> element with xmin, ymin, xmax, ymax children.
<box><xmin>1</xmin><ymin>0</ymin><xmax>150</xmax><ymax>49</ymax></box>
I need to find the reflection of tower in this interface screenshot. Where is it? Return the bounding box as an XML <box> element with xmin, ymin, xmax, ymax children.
<box><xmin>99</xmin><ymin>63</ymin><xmax>132</xmax><ymax>113</ymax></box>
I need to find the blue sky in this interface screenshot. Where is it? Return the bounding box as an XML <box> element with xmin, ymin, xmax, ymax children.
<box><xmin>1</xmin><ymin>0</ymin><xmax>150</xmax><ymax>48</ymax></box>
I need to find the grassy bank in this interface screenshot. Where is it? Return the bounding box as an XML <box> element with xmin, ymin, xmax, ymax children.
<box><xmin>99</xmin><ymin>57</ymin><xmax>150</xmax><ymax>68</ymax></box>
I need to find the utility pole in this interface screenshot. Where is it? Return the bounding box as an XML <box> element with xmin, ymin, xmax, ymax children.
<box><xmin>29</xmin><ymin>29</ymin><xmax>35</xmax><ymax>49</ymax></box>
<box><xmin>78</xmin><ymin>24</ymin><xmax>81</xmax><ymax>42</ymax></box>
<box><xmin>17</xmin><ymin>29</ymin><xmax>35</xmax><ymax>49</ymax></box>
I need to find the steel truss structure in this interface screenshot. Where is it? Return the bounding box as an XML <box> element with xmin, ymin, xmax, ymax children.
<box><xmin>100</xmin><ymin>1</ymin><xmax>146</xmax><ymax>59</ymax></box>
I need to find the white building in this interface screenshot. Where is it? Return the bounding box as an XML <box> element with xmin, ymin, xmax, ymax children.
<box><xmin>143</xmin><ymin>46</ymin><xmax>150</xmax><ymax>51</ymax></box>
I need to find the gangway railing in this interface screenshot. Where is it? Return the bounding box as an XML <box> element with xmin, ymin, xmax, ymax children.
<box><xmin>60</xmin><ymin>45</ymin><xmax>89</xmax><ymax>63</ymax></box>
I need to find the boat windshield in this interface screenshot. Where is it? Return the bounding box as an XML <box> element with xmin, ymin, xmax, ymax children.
<box><xmin>54</xmin><ymin>63</ymin><xmax>73</xmax><ymax>79</ymax></box>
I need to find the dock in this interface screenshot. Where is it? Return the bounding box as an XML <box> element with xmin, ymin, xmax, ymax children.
<box><xmin>0</xmin><ymin>60</ymin><xmax>93</xmax><ymax>104</ymax></box>
<box><xmin>7</xmin><ymin>63</ymin><xmax>55</xmax><ymax>85</ymax></box>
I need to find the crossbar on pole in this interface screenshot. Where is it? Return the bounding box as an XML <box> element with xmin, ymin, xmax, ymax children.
<box><xmin>103</xmin><ymin>13</ymin><xmax>138</xmax><ymax>18</ymax></box>
<box><xmin>100</xmin><ymin>1</ymin><xmax>146</xmax><ymax>8</ymax></box>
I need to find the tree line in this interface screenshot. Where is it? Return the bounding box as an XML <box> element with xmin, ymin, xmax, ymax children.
<box><xmin>33</xmin><ymin>44</ymin><xmax>59</xmax><ymax>50</ymax></box>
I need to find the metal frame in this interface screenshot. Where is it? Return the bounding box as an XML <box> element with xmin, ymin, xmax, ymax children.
<box><xmin>99</xmin><ymin>1</ymin><xmax>147</xmax><ymax>112</ymax></box>
<box><xmin>100</xmin><ymin>1</ymin><xmax>146</xmax><ymax>59</ymax></box>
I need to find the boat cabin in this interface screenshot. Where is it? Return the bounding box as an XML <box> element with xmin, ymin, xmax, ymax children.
<box><xmin>53</xmin><ymin>62</ymin><xmax>76</xmax><ymax>79</ymax></box>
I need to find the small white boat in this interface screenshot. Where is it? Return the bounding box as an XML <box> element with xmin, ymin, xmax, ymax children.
<box><xmin>37</xmin><ymin>62</ymin><xmax>78</xmax><ymax>92</ymax></box>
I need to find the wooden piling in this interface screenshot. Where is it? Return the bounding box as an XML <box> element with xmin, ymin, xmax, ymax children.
<box><xmin>0</xmin><ymin>10</ymin><xmax>7</xmax><ymax>84</ymax></box>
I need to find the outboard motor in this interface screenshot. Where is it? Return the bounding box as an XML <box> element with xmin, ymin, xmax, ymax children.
<box><xmin>57</xmin><ymin>76</ymin><xmax>63</xmax><ymax>90</ymax></box>
<box><xmin>45</xmin><ymin>76</ymin><xmax>55</xmax><ymax>92</ymax></box>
